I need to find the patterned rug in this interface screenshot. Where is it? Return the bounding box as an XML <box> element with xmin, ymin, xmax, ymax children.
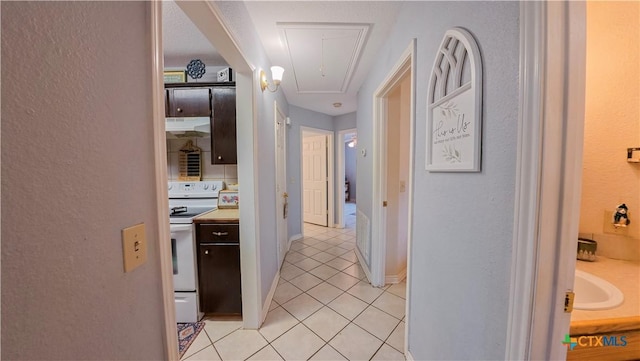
<box><xmin>177</xmin><ymin>322</ymin><xmax>205</xmax><ymax>358</ymax></box>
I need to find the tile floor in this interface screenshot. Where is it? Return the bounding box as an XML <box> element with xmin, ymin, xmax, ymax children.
<box><xmin>182</xmin><ymin>203</ymin><xmax>406</xmax><ymax>361</ymax></box>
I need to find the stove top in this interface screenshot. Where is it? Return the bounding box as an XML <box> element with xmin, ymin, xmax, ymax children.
<box><xmin>169</xmin><ymin>206</ymin><xmax>216</xmax><ymax>224</ymax></box>
<box><xmin>168</xmin><ymin>181</ymin><xmax>224</xmax><ymax>224</ymax></box>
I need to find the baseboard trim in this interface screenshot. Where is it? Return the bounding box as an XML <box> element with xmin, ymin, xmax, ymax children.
<box><xmin>288</xmin><ymin>233</ymin><xmax>302</xmax><ymax>252</ymax></box>
<box><xmin>261</xmin><ymin>271</ymin><xmax>280</xmax><ymax>325</ymax></box>
<box><xmin>406</xmin><ymin>350</ymin><xmax>415</xmax><ymax>361</ymax></box>
<box><xmin>385</xmin><ymin>268</ymin><xmax>407</xmax><ymax>284</ymax></box>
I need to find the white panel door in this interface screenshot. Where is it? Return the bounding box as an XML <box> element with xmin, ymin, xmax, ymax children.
<box><xmin>302</xmin><ymin>135</ymin><xmax>328</xmax><ymax>226</ymax></box>
<box><xmin>275</xmin><ymin>104</ymin><xmax>288</xmax><ymax>267</ymax></box>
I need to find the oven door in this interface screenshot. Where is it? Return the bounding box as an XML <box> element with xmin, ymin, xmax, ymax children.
<box><xmin>170</xmin><ymin>223</ymin><xmax>197</xmax><ymax>291</ymax></box>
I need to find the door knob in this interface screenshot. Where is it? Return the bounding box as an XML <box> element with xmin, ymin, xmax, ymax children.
<box><xmin>283</xmin><ymin>192</ymin><xmax>288</xmax><ymax>198</ymax></box>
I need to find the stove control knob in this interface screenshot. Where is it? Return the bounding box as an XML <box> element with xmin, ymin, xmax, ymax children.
<box><xmin>203</xmin><ymin>184</ymin><xmax>209</xmax><ymax>190</ymax></box>
<box><xmin>168</xmin><ymin>184</ymin><xmax>173</xmax><ymax>191</ymax></box>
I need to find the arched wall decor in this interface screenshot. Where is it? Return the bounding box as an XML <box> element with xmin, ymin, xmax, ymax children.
<box><xmin>426</xmin><ymin>27</ymin><xmax>483</xmax><ymax>172</ymax></box>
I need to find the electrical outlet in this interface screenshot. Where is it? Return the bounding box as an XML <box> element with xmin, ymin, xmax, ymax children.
<box><xmin>603</xmin><ymin>210</ymin><xmax>630</xmax><ymax>236</ymax></box>
<box><xmin>122</xmin><ymin>223</ymin><xmax>147</xmax><ymax>272</ymax></box>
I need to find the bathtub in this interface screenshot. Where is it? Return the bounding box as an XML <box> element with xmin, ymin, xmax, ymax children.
<box><xmin>574</xmin><ymin>269</ymin><xmax>624</xmax><ymax>310</ymax></box>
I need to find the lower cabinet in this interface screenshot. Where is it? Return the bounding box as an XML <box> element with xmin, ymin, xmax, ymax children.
<box><xmin>196</xmin><ymin>223</ymin><xmax>242</xmax><ymax>314</ymax></box>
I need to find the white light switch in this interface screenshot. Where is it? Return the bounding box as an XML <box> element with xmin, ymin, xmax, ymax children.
<box><xmin>122</xmin><ymin>223</ymin><xmax>147</xmax><ymax>272</ymax></box>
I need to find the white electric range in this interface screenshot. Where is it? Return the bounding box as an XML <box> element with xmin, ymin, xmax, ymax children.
<box><xmin>169</xmin><ymin>180</ymin><xmax>224</xmax><ymax>322</ymax></box>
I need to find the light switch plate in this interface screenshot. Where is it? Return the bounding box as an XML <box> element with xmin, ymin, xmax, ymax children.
<box><xmin>122</xmin><ymin>223</ymin><xmax>147</xmax><ymax>272</ymax></box>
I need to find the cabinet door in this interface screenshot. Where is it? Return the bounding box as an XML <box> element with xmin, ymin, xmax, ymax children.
<box><xmin>211</xmin><ymin>87</ymin><xmax>237</xmax><ymax>164</ymax></box>
<box><xmin>198</xmin><ymin>243</ymin><xmax>242</xmax><ymax>314</ymax></box>
<box><xmin>167</xmin><ymin>88</ymin><xmax>211</xmax><ymax>117</ymax></box>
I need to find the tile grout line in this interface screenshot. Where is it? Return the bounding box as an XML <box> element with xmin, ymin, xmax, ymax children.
<box><xmin>195</xmin><ymin>219</ymin><xmax>405</xmax><ymax>361</ymax></box>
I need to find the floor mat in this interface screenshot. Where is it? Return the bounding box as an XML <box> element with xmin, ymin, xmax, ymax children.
<box><xmin>177</xmin><ymin>322</ymin><xmax>205</xmax><ymax>358</ymax></box>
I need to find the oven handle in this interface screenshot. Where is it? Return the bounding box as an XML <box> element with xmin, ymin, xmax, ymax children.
<box><xmin>169</xmin><ymin>224</ymin><xmax>192</xmax><ymax>232</ymax></box>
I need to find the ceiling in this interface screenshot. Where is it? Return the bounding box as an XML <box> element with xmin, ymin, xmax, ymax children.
<box><xmin>163</xmin><ymin>1</ymin><xmax>403</xmax><ymax>116</ymax></box>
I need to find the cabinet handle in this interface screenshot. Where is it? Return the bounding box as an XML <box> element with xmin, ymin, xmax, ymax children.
<box><xmin>212</xmin><ymin>232</ymin><xmax>229</xmax><ymax>236</ymax></box>
<box><xmin>217</xmin><ymin>156</ymin><xmax>223</xmax><ymax>160</ymax></box>
<box><xmin>204</xmin><ymin>250</ymin><xmax>209</xmax><ymax>255</ymax></box>
<box><xmin>176</xmin><ymin>107</ymin><xmax>182</xmax><ymax>113</ymax></box>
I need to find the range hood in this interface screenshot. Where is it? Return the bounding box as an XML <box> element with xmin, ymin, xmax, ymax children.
<box><xmin>165</xmin><ymin>117</ymin><xmax>210</xmax><ymax>138</ymax></box>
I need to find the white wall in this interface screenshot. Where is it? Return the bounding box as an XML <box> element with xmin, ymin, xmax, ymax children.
<box><xmin>357</xmin><ymin>2</ymin><xmax>519</xmax><ymax>359</ymax></box>
<box><xmin>1</xmin><ymin>2</ymin><xmax>166</xmax><ymax>359</ymax></box>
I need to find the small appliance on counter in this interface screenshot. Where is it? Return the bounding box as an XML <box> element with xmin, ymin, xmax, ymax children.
<box><xmin>218</xmin><ymin>190</ymin><xmax>239</xmax><ymax>209</ymax></box>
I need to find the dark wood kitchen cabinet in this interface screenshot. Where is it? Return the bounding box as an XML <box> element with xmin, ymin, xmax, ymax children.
<box><xmin>196</xmin><ymin>222</ymin><xmax>242</xmax><ymax>315</ymax></box>
<box><xmin>165</xmin><ymin>87</ymin><xmax>211</xmax><ymax>117</ymax></box>
<box><xmin>164</xmin><ymin>83</ymin><xmax>237</xmax><ymax>165</ymax></box>
<box><xmin>211</xmin><ymin>87</ymin><xmax>237</xmax><ymax>164</ymax></box>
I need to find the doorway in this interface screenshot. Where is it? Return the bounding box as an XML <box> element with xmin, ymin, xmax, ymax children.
<box><xmin>300</xmin><ymin>127</ymin><xmax>335</xmax><ymax>229</ymax></box>
<box><xmin>370</xmin><ymin>40</ymin><xmax>416</xmax><ymax>289</ymax></box>
<box><xmin>151</xmin><ymin>2</ymin><xmax>264</xmax><ymax>357</ymax></box>
<box><xmin>383</xmin><ymin>74</ymin><xmax>411</xmax><ymax>284</ymax></box>
<box><xmin>338</xmin><ymin>128</ymin><xmax>357</xmax><ymax>229</ymax></box>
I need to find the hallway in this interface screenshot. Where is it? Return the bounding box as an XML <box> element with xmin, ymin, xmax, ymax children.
<box><xmin>181</xmin><ymin>218</ymin><xmax>406</xmax><ymax>360</ymax></box>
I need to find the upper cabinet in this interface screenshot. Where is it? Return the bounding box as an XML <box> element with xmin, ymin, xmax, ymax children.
<box><xmin>165</xmin><ymin>87</ymin><xmax>212</xmax><ymax>117</ymax></box>
<box><xmin>165</xmin><ymin>83</ymin><xmax>237</xmax><ymax>165</ymax></box>
<box><xmin>211</xmin><ymin>87</ymin><xmax>237</xmax><ymax>164</ymax></box>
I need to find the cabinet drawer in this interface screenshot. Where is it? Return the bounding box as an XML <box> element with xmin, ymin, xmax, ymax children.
<box><xmin>197</xmin><ymin>224</ymin><xmax>239</xmax><ymax>244</ymax></box>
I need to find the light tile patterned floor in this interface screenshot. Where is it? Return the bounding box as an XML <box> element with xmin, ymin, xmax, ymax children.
<box><xmin>182</xmin><ymin>203</ymin><xmax>406</xmax><ymax>361</ymax></box>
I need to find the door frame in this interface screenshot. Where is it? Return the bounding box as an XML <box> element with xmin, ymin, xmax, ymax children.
<box><xmin>300</xmin><ymin>126</ymin><xmax>335</xmax><ymax>228</ymax></box>
<box><xmin>371</xmin><ymin>39</ymin><xmax>416</xmax><ymax>357</ymax></box>
<box><xmin>274</xmin><ymin>100</ymin><xmax>288</xmax><ymax>266</ymax></box>
<box><xmin>149</xmin><ymin>3</ymin><xmax>178</xmax><ymax>358</ymax></box>
<box><xmin>505</xmin><ymin>1</ymin><xmax>586</xmax><ymax>359</ymax></box>
<box><xmin>371</xmin><ymin>39</ymin><xmax>416</xmax><ymax>288</ymax></box>
<box><xmin>151</xmin><ymin>2</ymin><xmax>264</xmax><ymax>357</ymax></box>
<box><xmin>337</xmin><ymin>128</ymin><xmax>357</xmax><ymax>229</ymax></box>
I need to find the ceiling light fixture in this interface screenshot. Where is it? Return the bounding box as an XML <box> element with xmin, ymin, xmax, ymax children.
<box><xmin>260</xmin><ymin>66</ymin><xmax>284</xmax><ymax>92</ymax></box>
<box><xmin>333</xmin><ymin>102</ymin><xmax>342</xmax><ymax>108</ymax></box>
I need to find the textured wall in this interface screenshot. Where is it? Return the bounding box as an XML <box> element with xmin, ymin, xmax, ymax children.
<box><xmin>356</xmin><ymin>2</ymin><xmax>519</xmax><ymax>359</ymax></box>
<box><xmin>1</xmin><ymin>2</ymin><xmax>166</xmax><ymax>359</ymax></box>
<box><xmin>334</xmin><ymin>111</ymin><xmax>357</xmax><ymax>132</ymax></box>
<box><xmin>580</xmin><ymin>2</ymin><xmax>640</xmax><ymax>243</ymax></box>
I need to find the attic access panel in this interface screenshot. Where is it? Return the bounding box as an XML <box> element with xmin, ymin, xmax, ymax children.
<box><xmin>278</xmin><ymin>23</ymin><xmax>369</xmax><ymax>94</ymax></box>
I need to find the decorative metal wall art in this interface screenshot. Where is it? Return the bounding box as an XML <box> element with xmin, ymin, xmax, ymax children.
<box><xmin>186</xmin><ymin>59</ymin><xmax>206</xmax><ymax>80</ymax></box>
